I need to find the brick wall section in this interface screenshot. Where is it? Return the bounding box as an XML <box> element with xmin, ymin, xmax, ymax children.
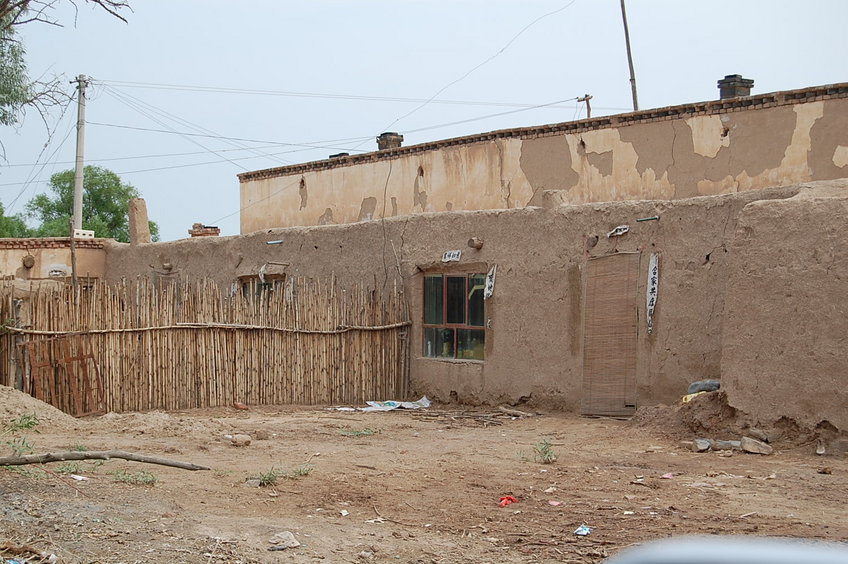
<box><xmin>0</xmin><ymin>238</ymin><xmax>107</xmax><ymax>250</ymax></box>
<box><xmin>238</xmin><ymin>83</ymin><xmax>848</xmax><ymax>183</ymax></box>
<box><xmin>188</xmin><ymin>223</ymin><xmax>221</xmax><ymax>237</ymax></box>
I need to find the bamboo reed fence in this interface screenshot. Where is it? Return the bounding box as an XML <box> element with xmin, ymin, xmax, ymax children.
<box><xmin>0</xmin><ymin>276</ymin><xmax>410</xmax><ymax>413</ymax></box>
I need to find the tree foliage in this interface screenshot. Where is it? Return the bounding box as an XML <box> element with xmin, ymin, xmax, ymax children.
<box><xmin>25</xmin><ymin>165</ymin><xmax>158</xmax><ymax>242</ymax></box>
<box><xmin>0</xmin><ymin>21</ymin><xmax>30</xmax><ymax>127</ymax></box>
<box><xmin>0</xmin><ymin>1</ymin><xmax>129</xmax><ymax>129</ymax></box>
<box><xmin>0</xmin><ymin>201</ymin><xmax>31</xmax><ymax>236</ymax></box>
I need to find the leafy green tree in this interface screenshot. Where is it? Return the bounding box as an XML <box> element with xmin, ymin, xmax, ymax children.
<box><xmin>0</xmin><ymin>202</ymin><xmax>32</xmax><ymax>237</ymax></box>
<box><xmin>25</xmin><ymin>165</ymin><xmax>159</xmax><ymax>242</ymax></box>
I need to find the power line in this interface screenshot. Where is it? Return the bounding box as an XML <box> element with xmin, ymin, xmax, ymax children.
<box><xmin>86</xmin><ymin>121</ymin><xmax>373</xmax><ymax>153</ymax></box>
<box><xmin>358</xmin><ymin>0</ymin><xmax>583</xmax><ymax>149</ymax></box>
<box><xmin>96</xmin><ymin>79</ymin><xmax>587</xmax><ymax>111</ymax></box>
<box><xmin>102</xmin><ymin>85</ymin><xmax>295</xmax><ymax>167</ymax></box>
<box><xmin>404</xmin><ymin>97</ymin><xmax>578</xmax><ymax>134</ymax></box>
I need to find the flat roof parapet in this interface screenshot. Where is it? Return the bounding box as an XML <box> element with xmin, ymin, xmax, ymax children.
<box><xmin>238</xmin><ymin>82</ymin><xmax>848</xmax><ymax>183</ymax></box>
<box><xmin>0</xmin><ymin>237</ymin><xmax>109</xmax><ymax>250</ymax></box>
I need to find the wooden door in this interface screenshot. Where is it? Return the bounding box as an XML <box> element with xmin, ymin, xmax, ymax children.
<box><xmin>581</xmin><ymin>253</ymin><xmax>640</xmax><ymax>417</ymax></box>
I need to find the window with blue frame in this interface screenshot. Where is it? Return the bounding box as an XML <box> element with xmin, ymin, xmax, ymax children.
<box><xmin>423</xmin><ymin>273</ymin><xmax>486</xmax><ymax>360</ymax></box>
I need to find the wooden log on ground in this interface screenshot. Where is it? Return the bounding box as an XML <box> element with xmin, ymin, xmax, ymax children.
<box><xmin>0</xmin><ymin>449</ymin><xmax>210</xmax><ymax>470</ymax></box>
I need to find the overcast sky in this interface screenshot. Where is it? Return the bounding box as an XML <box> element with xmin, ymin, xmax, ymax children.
<box><xmin>2</xmin><ymin>0</ymin><xmax>846</xmax><ymax>241</ymax></box>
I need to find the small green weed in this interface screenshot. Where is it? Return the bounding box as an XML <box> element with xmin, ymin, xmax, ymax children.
<box><xmin>56</xmin><ymin>461</ymin><xmax>83</xmax><ymax>474</ymax></box>
<box><xmin>110</xmin><ymin>469</ymin><xmax>158</xmax><ymax>485</ymax></box>
<box><xmin>254</xmin><ymin>464</ymin><xmax>313</xmax><ymax>487</ymax></box>
<box><xmin>3</xmin><ymin>414</ymin><xmax>40</xmax><ymax>435</ymax></box>
<box><xmin>5</xmin><ymin>437</ymin><xmax>34</xmax><ymax>456</ymax></box>
<box><xmin>2</xmin><ymin>465</ymin><xmax>48</xmax><ymax>478</ymax></box>
<box><xmin>339</xmin><ymin>428</ymin><xmax>380</xmax><ymax>437</ymax></box>
<box><xmin>532</xmin><ymin>438</ymin><xmax>558</xmax><ymax>464</ymax></box>
<box><xmin>69</xmin><ymin>444</ymin><xmax>89</xmax><ymax>452</ymax></box>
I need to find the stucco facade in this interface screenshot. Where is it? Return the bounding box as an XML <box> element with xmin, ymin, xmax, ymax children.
<box><xmin>0</xmin><ymin>238</ymin><xmax>107</xmax><ymax>282</ymax></box>
<box><xmin>239</xmin><ymin>83</ymin><xmax>848</xmax><ymax>232</ymax></box>
<box><xmin>103</xmin><ymin>181</ymin><xmax>848</xmax><ymax>432</ymax></box>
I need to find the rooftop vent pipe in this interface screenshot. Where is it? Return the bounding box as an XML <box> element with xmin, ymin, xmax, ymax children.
<box><xmin>717</xmin><ymin>74</ymin><xmax>754</xmax><ymax>99</ymax></box>
<box><xmin>377</xmin><ymin>132</ymin><xmax>403</xmax><ymax>150</ymax></box>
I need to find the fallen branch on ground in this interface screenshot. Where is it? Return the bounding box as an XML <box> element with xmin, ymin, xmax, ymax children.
<box><xmin>0</xmin><ymin>450</ymin><xmax>210</xmax><ymax>471</ymax></box>
<box><xmin>498</xmin><ymin>406</ymin><xmax>534</xmax><ymax>418</ymax></box>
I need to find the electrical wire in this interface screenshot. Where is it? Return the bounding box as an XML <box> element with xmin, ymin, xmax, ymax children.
<box><xmin>101</xmin><ymin>84</ymin><xmax>295</xmax><ymax>167</ymax></box>
<box><xmin>96</xmin><ymin>79</ymin><xmax>588</xmax><ymax>111</ymax></box>
<box><xmin>85</xmin><ymin>121</ymin><xmax>373</xmax><ymax>154</ymax></box>
<box><xmin>101</xmin><ymin>85</ymin><xmax>260</xmax><ymax>171</ymax></box>
<box><xmin>355</xmin><ymin>0</ymin><xmax>583</xmax><ymax>150</ymax></box>
<box><xmin>4</xmin><ymin>100</ymin><xmax>76</xmax><ymax>211</ymax></box>
<box><xmin>403</xmin><ymin>97</ymin><xmax>578</xmax><ymax>135</ymax></box>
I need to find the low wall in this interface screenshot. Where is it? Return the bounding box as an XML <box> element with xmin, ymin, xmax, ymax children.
<box><xmin>106</xmin><ymin>185</ymin><xmax>817</xmax><ymax>410</ymax></box>
<box><xmin>721</xmin><ymin>181</ymin><xmax>848</xmax><ymax>431</ymax></box>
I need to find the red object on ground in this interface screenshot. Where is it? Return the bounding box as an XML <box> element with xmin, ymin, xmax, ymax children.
<box><xmin>499</xmin><ymin>495</ymin><xmax>518</xmax><ymax>507</ymax></box>
<box><xmin>233</xmin><ymin>402</ymin><xmax>250</xmax><ymax>410</ymax></box>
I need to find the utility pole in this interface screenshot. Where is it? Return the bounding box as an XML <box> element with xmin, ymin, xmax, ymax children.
<box><xmin>72</xmin><ymin>74</ymin><xmax>88</xmax><ymax>233</ymax></box>
<box><xmin>619</xmin><ymin>0</ymin><xmax>639</xmax><ymax>112</ymax></box>
<box><xmin>577</xmin><ymin>94</ymin><xmax>593</xmax><ymax>118</ymax></box>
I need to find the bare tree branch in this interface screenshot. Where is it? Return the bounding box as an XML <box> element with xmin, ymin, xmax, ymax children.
<box><xmin>0</xmin><ymin>0</ymin><xmax>130</xmax><ymax>32</ymax></box>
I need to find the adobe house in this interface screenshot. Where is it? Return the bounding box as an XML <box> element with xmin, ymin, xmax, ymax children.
<box><xmin>6</xmin><ymin>80</ymin><xmax>848</xmax><ymax>434</ymax></box>
<box><xmin>0</xmin><ymin>237</ymin><xmax>107</xmax><ymax>287</ymax></box>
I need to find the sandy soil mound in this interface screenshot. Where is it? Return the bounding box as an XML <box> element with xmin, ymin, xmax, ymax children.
<box><xmin>632</xmin><ymin>391</ymin><xmax>747</xmax><ymax>439</ymax></box>
<box><xmin>96</xmin><ymin>410</ymin><xmax>230</xmax><ymax>438</ymax></box>
<box><xmin>0</xmin><ymin>385</ymin><xmax>80</xmax><ymax>431</ymax></box>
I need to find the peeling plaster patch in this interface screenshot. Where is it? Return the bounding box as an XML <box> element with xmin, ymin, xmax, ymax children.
<box><xmin>318</xmin><ymin>208</ymin><xmax>334</xmax><ymax>225</ymax></box>
<box><xmin>298</xmin><ymin>177</ymin><xmax>308</xmax><ymax>210</ymax></box>
<box><xmin>563</xmin><ymin>128</ymin><xmax>674</xmax><ymax>202</ymax></box>
<box><xmin>779</xmin><ymin>102</ymin><xmax>824</xmax><ymax>179</ymax></box>
<box><xmin>446</xmin><ymin>201</ymin><xmax>453</xmax><ymax>211</ymax></box>
<box><xmin>586</xmin><ymin>150</ymin><xmax>613</xmax><ymax>176</ymax></box>
<box><xmin>520</xmin><ymin>135</ymin><xmax>578</xmax><ymax>194</ymax></box>
<box><xmin>698</xmin><ymin>175</ymin><xmax>737</xmax><ymax>196</ymax></box>
<box><xmin>358</xmin><ymin>197</ymin><xmax>377</xmax><ymax>221</ymax></box>
<box><xmin>833</xmin><ymin>146</ymin><xmax>848</xmax><ymax>168</ymax></box>
<box><xmin>390</xmin><ymin>196</ymin><xmax>398</xmax><ymax>216</ymax></box>
<box><xmin>413</xmin><ymin>174</ymin><xmax>428</xmax><ymax>211</ymax></box>
<box><xmin>686</xmin><ymin>115</ymin><xmax>730</xmax><ymax>158</ymax></box>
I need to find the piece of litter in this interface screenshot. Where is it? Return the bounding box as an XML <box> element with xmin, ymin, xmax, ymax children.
<box><xmin>267</xmin><ymin>531</ymin><xmax>300</xmax><ymax>549</ymax></box>
<box><xmin>499</xmin><ymin>495</ymin><xmax>518</xmax><ymax>507</ymax></box>
<box><xmin>607</xmin><ymin>225</ymin><xmax>630</xmax><ymax>238</ymax></box>
<box><xmin>340</xmin><ymin>509</ymin><xmax>350</xmax><ymax>517</ymax></box>
<box><xmin>69</xmin><ymin>474</ymin><xmax>90</xmax><ymax>481</ymax></box>
<box><xmin>543</xmin><ymin>486</ymin><xmax>556</xmax><ymax>493</ymax></box>
<box><xmin>623</xmin><ymin>511</ymin><xmax>635</xmax><ymax>515</ymax></box>
<box><xmin>365</xmin><ymin>518</ymin><xmax>386</xmax><ymax>524</ymax></box>
<box><xmin>739</xmin><ymin>511</ymin><xmax>757</xmax><ymax>518</ymax></box>
<box><xmin>548</xmin><ymin>500</ymin><xmax>562</xmax><ymax>507</ymax></box>
<box><xmin>574</xmin><ymin>524</ymin><xmax>592</xmax><ymax>536</ymax></box>
<box><xmin>661</xmin><ymin>472</ymin><xmax>674</xmax><ymax>479</ymax></box>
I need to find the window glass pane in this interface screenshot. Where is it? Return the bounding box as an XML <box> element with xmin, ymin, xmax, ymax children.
<box><xmin>457</xmin><ymin>329</ymin><xmax>485</xmax><ymax>360</ymax></box>
<box><xmin>446</xmin><ymin>276</ymin><xmax>466</xmax><ymax>324</ymax></box>
<box><xmin>467</xmin><ymin>274</ymin><xmax>486</xmax><ymax>327</ymax></box>
<box><xmin>424</xmin><ymin>275</ymin><xmax>443</xmax><ymax>325</ymax></box>
<box><xmin>424</xmin><ymin>327</ymin><xmax>455</xmax><ymax>358</ymax></box>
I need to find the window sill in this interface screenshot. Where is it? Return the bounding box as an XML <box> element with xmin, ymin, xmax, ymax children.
<box><xmin>417</xmin><ymin>357</ymin><xmax>484</xmax><ymax>365</ymax></box>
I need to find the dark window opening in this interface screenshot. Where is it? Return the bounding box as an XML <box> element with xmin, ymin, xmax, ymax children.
<box><xmin>423</xmin><ymin>273</ymin><xmax>485</xmax><ymax>360</ymax></box>
<box><xmin>239</xmin><ymin>274</ymin><xmax>286</xmax><ymax>300</ymax></box>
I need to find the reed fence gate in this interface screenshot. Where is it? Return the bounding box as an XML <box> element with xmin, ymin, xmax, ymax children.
<box><xmin>0</xmin><ymin>277</ymin><xmax>410</xmax><ymax>415</ymax></box>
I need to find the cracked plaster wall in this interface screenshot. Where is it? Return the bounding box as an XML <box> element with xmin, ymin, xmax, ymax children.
<box><xmin>106</xmin><ymin>183</ymin><xmax>844</xmax><ymax>417</ymax></box>
<box><xmin>721</xmin><ymin>181</ymin><xmax>848</xmax><ymax>431</ymax></box>
<box><xmin>240</xmin><ymin>97</ymin><xmax>848</xmax><ymax>233</ymax></box>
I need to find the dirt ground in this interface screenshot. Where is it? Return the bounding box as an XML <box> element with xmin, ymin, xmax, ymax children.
<box><xmin>1</xmin><ymin>387</ymin><xmax>846</xmax><ymax>564</ymax></box>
